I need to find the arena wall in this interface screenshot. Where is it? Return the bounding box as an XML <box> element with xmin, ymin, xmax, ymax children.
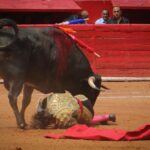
<box><xmin>67</xmin><ymin>24</ymin><xmax>150</xmax><ymax>77</ymax></box>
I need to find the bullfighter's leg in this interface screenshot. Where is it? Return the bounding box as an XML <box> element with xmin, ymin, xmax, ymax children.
<box><xmin>7</xmin><ymin>80</ymin><xmax>24</xmax><ymax>128</ymax></box>
<box><xmin>20</xmin><ymin>85</ymin><xmax>33</xmax><ymax>127</ymax></box>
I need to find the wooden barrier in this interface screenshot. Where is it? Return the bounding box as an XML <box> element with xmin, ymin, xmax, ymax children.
<box><xmin>69</xmin><ymin>24</ymin><xmax>150</xmax><ymax>77</ymax></box>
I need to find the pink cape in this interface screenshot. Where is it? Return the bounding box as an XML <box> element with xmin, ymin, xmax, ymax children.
<box><xmin>45</xmin><ymin>123</ymin><xmax>150</xmax><ymax>141</ymax></box>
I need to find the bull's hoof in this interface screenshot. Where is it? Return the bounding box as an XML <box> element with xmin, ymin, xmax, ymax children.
<box><xmin>19</xmin><ymin>123</ymin><xmax>25</xmax><ymax>129</ymax></box>
<box><xmin>19</xmin><ymin>123</ymin><xmax>27</xmax><ymax>129</ymax></box>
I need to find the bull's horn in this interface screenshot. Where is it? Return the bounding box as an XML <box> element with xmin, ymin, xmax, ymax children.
<box><xmin>0</xmin><ymin>19</ymin><xmax>18</xmax><ymax>49</ymax></box>
<box><xmin>88</xmin><ymin>76</ymin><xmax>100</xmax><ymax>90</ymax></box>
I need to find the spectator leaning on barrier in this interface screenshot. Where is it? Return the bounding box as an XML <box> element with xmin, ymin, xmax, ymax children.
<box><xmin>80</xmin><ymin>10</ymin><xmax>89</xmax><ymax>21</ymax></box>
<box><xmin>95</xmin><ymin>9</ymin><xmax>109</xmax><ymax>24</ymax></box>
<box><xmin>59</xmin><ymin>10</ymin><xmax>89</xmax><ymax>25</ymax></box>
<box><xmin>108</xmin><ymin>6</ymin><xmax>129</xmax><ymax>24</ymax></box>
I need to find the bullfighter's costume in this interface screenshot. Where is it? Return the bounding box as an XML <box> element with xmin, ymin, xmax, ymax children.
<box><xmin>32</xmin><ymin>91</ymin><xmax>94</xmax><ymax>129</ymax></box>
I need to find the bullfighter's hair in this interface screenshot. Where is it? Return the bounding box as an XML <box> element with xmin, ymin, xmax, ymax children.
<box><xmin>31</xmin><ymin>112</ymin><xmax>55</xmax><ymax>129</ymax></box>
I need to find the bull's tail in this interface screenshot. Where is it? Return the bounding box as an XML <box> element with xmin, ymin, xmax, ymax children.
<box><xmin>0</xmin><ymin>18</ymin><xmax>18</xmax><ymax>49</ymax></box>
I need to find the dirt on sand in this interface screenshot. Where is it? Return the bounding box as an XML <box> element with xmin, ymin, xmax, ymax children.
<box><xmin>0</xmin><ymin>81</ymin><xmax>150</xmax><ymax>150</ymax></box>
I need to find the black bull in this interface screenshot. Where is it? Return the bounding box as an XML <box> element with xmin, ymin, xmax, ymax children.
<box><xmin>0</xmin><ymin>19</ymin><xmax>103</xmax><ymax>128</ymax></box>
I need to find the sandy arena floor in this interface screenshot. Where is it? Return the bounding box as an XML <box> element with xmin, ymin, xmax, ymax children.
<box><xmin>0</xmin><ymin>81</ymin><xmax>150</xmax><ymax>150</ymax></box>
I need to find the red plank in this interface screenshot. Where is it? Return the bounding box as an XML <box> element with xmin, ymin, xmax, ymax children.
<box><xmin>97</xmin><ymin>50</ymin><xmax>150</xmax><ymax>57</ymax></box>
<box><xmin>96</xmin><ymin>69</ymin><xmax>150</xmax><ymax>77</ymax></box>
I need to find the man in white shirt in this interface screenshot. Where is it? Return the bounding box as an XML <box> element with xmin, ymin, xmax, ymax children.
<box><xmin>95</xmin><ymin>9</ymin><xmax>109</xmax><ymax>24</ymax></box>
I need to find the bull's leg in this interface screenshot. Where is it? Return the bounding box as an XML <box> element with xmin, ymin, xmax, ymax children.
<box><xmin>20</xmin><ymin>85</ymin><xmax>33</xmax><ymax>127</ymax></box>
<box><xmin>7</xmin><ymin>80</ymin><xmax>24</xmax><ymax>128</ymax></box>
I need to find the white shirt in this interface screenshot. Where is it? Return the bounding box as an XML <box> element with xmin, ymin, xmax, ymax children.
<box><xmin>95</xmin><ymin>18</ymin><xmax>106</xmax><ymax>24</ymax></box>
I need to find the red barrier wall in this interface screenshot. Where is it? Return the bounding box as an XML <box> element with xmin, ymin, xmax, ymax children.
<box><xmin>75</xmin><ymin>0</ymin><xmax>150</xmax><ymax>24</ymax></box>
<box><xmin>68</xmin><ymin>24</ymin><xmax>150</xmax><ymax>77</ymax></box>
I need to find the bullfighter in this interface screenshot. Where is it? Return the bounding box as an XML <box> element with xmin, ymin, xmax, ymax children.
<box><xmin>31</xmin><ymin>91</ymin><xmax>94</xmax><ymax>129</ymax></box>
<box><xmin>31</xmin><ymin>91</ymin><xmax>116</xmax><ymax>129</ymax></box>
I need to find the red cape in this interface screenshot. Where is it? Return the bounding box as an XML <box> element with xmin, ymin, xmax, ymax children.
<box><xmin>45</xmin><ymin>124</ymin><xmax>150</xmax><ymax>141</ymax></box>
